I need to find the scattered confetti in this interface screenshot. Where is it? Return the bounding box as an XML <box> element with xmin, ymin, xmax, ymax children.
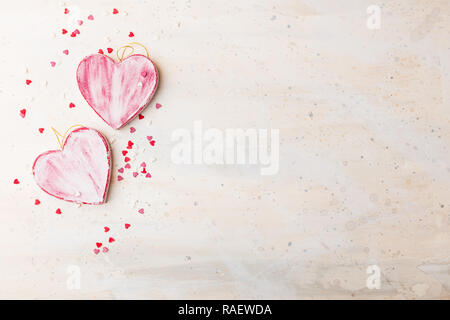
<box><xmin>77</xmin><ymin>20</ymin><xmax>83</xmax><ymax>26</ymax></box>
<box><xmin>130</xmin><ymin>127</ymin><xmax>136</xmax><ymax>133</ymax></box>
<box><xmin>93</xmin><ymin>249</ymin><xmax>100</xmax><ymax>254</ymax></box>
<box><xmin>145</xmin><ymin>173</ymin><xmax>151</xmax><ymax>178</ymax></box>
<box><xmin>104</xmin><ymin>226</ymin><xmax>110</xmax><ymax>232</ymax></box>
<box><xmin>19</xmin><ymin>109</ymin><xmax>26</xmax><ymax>118</ymax></box>
<box><xmin>109</xmin><ymin>237</ymin><xmax>115</xmax><ymax>243</ymax></box>
<box><xmin>38</xmin><ymin>128</ymin><xmax>44</xmax><ymax>133</ymax></box>
<box><xmin>138</xmin><ymin>208</ymin><xmax>144</xmax><ymax>214</ymax></box>
<box><xmin>155</xmin><ymin>103</ymin><xmax>162</xmax><ymax>109</ymax></box>
<box><xmin>13</xmin><ymin>179</ymin><xmax>20</xmax><ymax>184</ymax></box>
<box><xmin>140</xmin><ymin>162</ymin><xmax>146</xmax><ymax>167</ymax></box>
<box><xmin>63</xmin><ymin>49</ymin><xmax>69</xmax><ymax>55</ymax></box>
<box><xmin>74</xmin><ymin>29</ymin><xmax>80</xmax><ymax>35</ymax></box>
<box><xmin>128</xmin><ymin>32</ymin><xmax>134</xmax><ymax>37</ymax></box>
<box><xmin>113</xmin><ymin>8</ymin><xmax>119</xmax><ymax>14</ymax></box>
<box><xmin>102</xmin><ymin>247</ymin><xmax>109</xmax><ymax>253</ymax></box>
<box><xmin>124</xmin><ymin>163</ymin><xmax>131</xmax><ymax>169</ymax></box>
<box><xmin>133</xmin><ymin>172</ymin><xmax>138</xmax><ymax>178</ymax></box>
<box><xmin>117</xmin><ymin>175</ymin><xmax>123</xmax><ymax>181</ymax></box>
<box><xmin>138</xmin><ymin>114</ymin><xmax>144</xmax><ymax>120</ymax></box>
<box><xmin>55</xmin><ymin>208</ymin><xmax>62</xmax><ymax>214</ymax></box>
<box><xmin>150</xmin><ymin>140</ymin><xmax>155</xmax><ymax>146</ymax></box>
<box><xmin>34</xmin><ymin>199</ymin><xmax>40</xmax><ymax>205</ymax></box>
<box><xmin>87</xmin><ymin>14</ymin><xmax>94</xmax><ymax>20</ymax></box>
<box><xmin>122</xmin><ymin>150</ymin><xmax>128</xmax><ymax>156</ymax></box>
<box><xmin>118</xmin><ymin>167</ymin><xmax>124</xmax><ymax>173</ymax></box>
<box><xmin>125</xmin><ymin>223</ymin><xmax>131</xmax><ymax>229</ymax></box>
<box><xmin>62</xmin><ymin>28</ymin><xmax>68</xmax><ymax>34</ymax></box>
<box><xmin>70</xmin><ymin>32</ymin><xmax>76</xmax><ymax>37</ymax></box>
<box><xmin>69</xmin><ymin>102</ymin><xmax>75</xmax><ymax>108</ymax></box>
<box><xmin>146</xmin><ymin>136</ymin><xmax>153</xmax><ymax>141</ymax></box>
<box><xmin>98</xmin><ymin>49</ymin><xmax>104</xmax><ymax>54</ymax></box>
<box><xmin>107</xmin><ymin>48</ymin><xmax>113</xmax><ymax>54</ymax></box>
<box><xmin>141</xmin><ymin>168</ymin><xmax>147</xmax><ymax>174</ymax></box>
<box><xmin>124</xmin><ymin>157</ymin><xmax>131</xmax><ymax>162</ymax></box>
<box><xmin>50</xmin><ymin>61</ymin><xmax>56</xmax><ymax>67</ymax></box>
<box><xmin>64</xmin><ymin>8</ymin><xmax>69</xmax><ymax>14</ymax></box>
<box><xmin>26</xmin><ymin>80</ymin><xmax>32</xmax><ymax>85</ymax></box>
<box><xmin>96</xmin><ymin>242</ymin><xmax>102</xmax><ymax>248</ymax></box>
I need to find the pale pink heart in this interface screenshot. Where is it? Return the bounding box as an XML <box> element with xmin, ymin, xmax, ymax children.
<box><xmin>33</xmin><ymin>127</ymin><xmax>111</xmax><ymax>205</ymax></box>
<box><xmin>76</xmin><ymin>54</ymin><xmax>158</xmax><ymax>129</ymax></box>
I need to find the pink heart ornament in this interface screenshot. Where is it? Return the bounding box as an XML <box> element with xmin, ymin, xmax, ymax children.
<box><xmin>33</xmin><ymin>127</ymin><xmax>111</xmax><ymax>204</ymax></box>
<box><xmin>76</xmin><ymin>54</ymin><xmax>158</xmax><ymax>129</ymax></box>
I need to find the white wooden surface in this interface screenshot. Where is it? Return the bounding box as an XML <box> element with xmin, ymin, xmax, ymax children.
<box><xmin>0</xmin><ymin>0</ymin><xmax>449</xmax><ymax>299</ymax></box>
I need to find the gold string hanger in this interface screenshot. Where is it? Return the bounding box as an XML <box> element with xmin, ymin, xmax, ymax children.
<box><xmin>51</xmin><ymin>125</ymin><xmax>84</xmax><ymax>149</ymax></box>
<box><xmin>116</xmin><ymin>42</ymin><xmax>150</xmax><ymax>61</ymax></box>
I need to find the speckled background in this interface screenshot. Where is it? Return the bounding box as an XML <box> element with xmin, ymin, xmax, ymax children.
<box><xmin>0</xmin><ymin>0</ymin><xmax>449</xmax><ymax>299</ymax></box>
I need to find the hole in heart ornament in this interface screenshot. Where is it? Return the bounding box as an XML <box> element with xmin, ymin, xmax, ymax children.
<box><xmin>33</xmin><ymin>127</ymin><xmax>112</xmax><ymax>205</ymax></box>
<box><xmin>76</xmin><ymin>50</ymin><xmax>158</xmax><ymax>129</ymax></box>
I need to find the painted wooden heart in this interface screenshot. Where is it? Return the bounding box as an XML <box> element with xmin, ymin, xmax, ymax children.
<box><xmin>76</xmin><ymin>54</ymin><xmax>158</xmax><ymax>129</ymax></box>
<box><xmin>33</xmin><ymin>127</ymin><xmax>111</xmax><ymax>205</ymax></box>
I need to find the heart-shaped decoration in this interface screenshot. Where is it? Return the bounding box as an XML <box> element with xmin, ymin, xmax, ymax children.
<box><xmin>76</xmin><ymin>54</ymin><xmax>158</xmax><ymax>129</ymax></box>
<box><xmin>32</xmin><ymin>127</ymin><xmax>111</xmax><ymax>204</ymax></box>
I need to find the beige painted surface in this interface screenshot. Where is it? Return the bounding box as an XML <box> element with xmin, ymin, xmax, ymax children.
<box><xmin>0</xmin><ymin>0</ymin><xmax>449</xmax><ymax>299</ymax></box>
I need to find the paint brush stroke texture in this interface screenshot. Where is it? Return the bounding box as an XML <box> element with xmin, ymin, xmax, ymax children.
<box><xmin>33</xmin><ymin>127</ymin><xmax>111</xmax><ymax>204</ymax></box>
<box><xmin>77</xmin><ymin>54</ymin><xmax>158</xmax><ymax>129</ymax></box>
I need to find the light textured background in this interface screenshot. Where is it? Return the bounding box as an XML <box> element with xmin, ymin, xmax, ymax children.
<box><xmin>0</xmin><ymin>0</ymin><xmax>449</xmax><ymax>299</ymax></box>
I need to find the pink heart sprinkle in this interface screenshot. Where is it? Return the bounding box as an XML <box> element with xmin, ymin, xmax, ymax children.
<box><xmin>138</xmin><ymin>208</ymin><xmax>144</xmax><ymax>214</ymax></box>
<box><xmin>140</xmin><ymin>162</ymin><xmax>146</xmax><ymax>167</ymax></box>
<box><xmin>118</xmin><ymin>168</ymin><xmax>124</xmax><ymax>173</ymax></box>
<box><xmin>74</xmin><ymin>29</ymin><xmax>80</xmax><ymax>35</ymax></box>
<box><xmin>63</xmin><ymin>49</ymin><xmax>69</xmax><ymax>55</ymax></box>
<box><xmin>132</xmin><ymin>172</ymin><xmax>138</xmax><ymax>178</ymax></box>
<box><xmin>77</xmin><ymin>20</ymin><xmax>83</xmax><ymax>26</ymax></box>
<box><xmin>155</xmin><ymin>103</ymin><xmax>162</xmax><ymax>109</ymax></box>
<box><xmin>19</xmin><ymin>109</ymin><xmax>26</xmax><ymax>118</ymax></box>
<box><xmin>130</xmin><ymin>127</ymin><xmax>136</xmax><ymax>133</ymax></box>
<box><xmin>124</xmin><ymin>163</ymin><xmax>131</xmax><ymax>169</ymax></box>
<box><xmin>145</xmin><ymin>173</ymin><xmax>151</xmax><ymax>178</ymax></box>
<box><xmin>146</xmin><ymin>136</ymin><xmax>153</xmax><ymax>141</ymax></box>
<box><xmin>102</xmin><ymin>247</ymin><xmax>109</xmax><ymax>253</ymax></box>
<box><xmin>87</xmin><ymin>14</ymin><xmax>94</xmax><ymax>20</ymax></box>
<box><xmin>93</xmin><ymin>249</ymin><xmax>100</xmax><ymax>255</ymax></box>
<box><xmin>50</xmin><ymin>61</ymin><xmax>56</xmax><ymax>67</ymax></box>
<box><xmin>117</xmin><ymin>175</ymin><xmax>123</xmax><ymax>181</ymax></box>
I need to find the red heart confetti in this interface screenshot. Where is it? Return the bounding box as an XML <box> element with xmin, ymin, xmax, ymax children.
<box><xmin>138</xmin><ymin>114</ymin><xmax>144</xmax><ymax>120</ymax></box>
<box><xmin>64</xmin><ymin>8</ymin><xmax>69</xmax><ymax>14</ymax></box>
<box><xmin>87</xmin><ymin>14</ymin><xmax>94</xmax><ymax>20</ymax></box>
<box><xmin>104</xmin><ymin>226</ymin><xmax>110</xmax><ymax>232</ymax></box>
<box><xmin>62</xmin><ymin>28</ymin><xmax>68</xmax><ymax>34</ymax></box>
<box><xmin>113</xmin><ymin>8</ymin><xmax>119</xmax><ymax>14</ymax></box>
<box><xmin>50</xmin><ymin>61</ymin><xmax>56</xmax><ymax>67</ymax></box>
<box><xmin>150</xmin><ymin>140</ymin><xmax>155</xmax><ymax>146</ymax></box>
<box><xmin>93</xmin><ymin>249</ymin><xmax>100</xmax><ymax>254</ymax></box>
<box><xmin>141</xmin><ymin>168</ymin><xmax>147</xmax><ymax>174</ymax></box>
<box><xmin>74</xmin><ymin>29</ymin><xmax>80</xmax><ymax>35</ymax></box>
<box><xmin>35</xmin><ymin>199</ymin><xmax>40</xmax><ymax>205</ymax></box>
<box><xmin>109</xmin><ymin>237</ymin><xmax>115</xmax><ymax>243</ymax></box>
<box><xmin>138</xmin><ymin>208</ymin><xmax>144</xmax><ymax>214</ymax></box>
<box><xmin>19</xmin><ymin>109</ymin><xmax>26</xmax><ymax>118</ymax></box>
<box><xmin>122</xmin><ymin>150</ymin><xmax>128</xmax><ymax>156</ymax></box>
<box><xmin>129</xmin><ymin>32</ymin><xmax>134</xmax><ymax>37</ymax></box>
<box><xmin>107</xmin><ymin>48</ymin><xmax>113</xmax><ymax>54</ymax></box>
<box><xmin>98</xmin><ymin>49</ymin><xmax>104</xmax><ymax>54</ymax></box>
<box><xmin>155</xmin><ymin>103</ymin><xmax>162</xmax><ymax>109</ymax></box>
<box><xmin>132</xmin><ymin>172</ymin><xmax>138</xmax><ymax>178</ymax></box>
<box><xmin>96</xmin><ymin>242</ymin><xmax>102</xmax><ymax>248</ymax></box>
<box><xmin>26</xmin><ymin>80</ymin><xmax>32</xmax><ymax>85</ymax></box>
<box><xmin>13</xmin><ymin>179</ymin><xmax>20</xmax><ymax>184</ymax></box>
<box><xmin>124</xmin><ymin>157</ymin><xmax>131</xmax><ymax>162</ymax></box>
<box><xmin>69</xmin><ymin>102</ymin><xmax>75</xmax><ymax>108</ymax></box>
<box><xmin>102</xmin><ymin>247</ymin><xmax>109</xmax><ymax>253</ymax></box>
<box><xmin>124</xmin><ymin>163</ymin><xmax>131</xmax><ymax>169</ymax></box>
<box><xmin>145</xmin><ymin>173</ymin><xmax>151</xmax><ymax>178</ymax></box>
<box><xmin>70</xmin><ymin>32</ymin><xmax>76</xmax><ymax>37</ymax></box>
<box><xmin>63</xmin><ymin>49</ymin><xmax>69</xmax><ymax>55</ymax></box>
<box><xmin>125</xmin><ymin>223</ymin><xmax>131</xmax><ymax>229</ymax></box>
<box><xmin>140</xmin><ymin>162</ymin><xmax>146</xmax><ymax>167</ymax></box>
<box><xmin>117</xmin><ymin>175</ymin><xmax>123</xmax><ymax>181</ymax></box>
<box><xmin>146</xmin><ymin>136</ymin><xmax>153</xmax><ymax>141</ymax></box>
<box><xmin>130</xmin><ymin>127</ymin><xmax>136</xmax><ymax>133</ymax></box>
<box><xmin>38</xmin><ymin>128</ymin><xmax>44</xmax><ymax>133</ymax></box>
<box><xmin>56</xmin><ymin>208</ymin><xmax>62</xmax><ymax>214</ymax></box>
<box><xmin>118</xmin><ymin>167</ymin><xmax>124</xmax><ymax>173</ymax></box>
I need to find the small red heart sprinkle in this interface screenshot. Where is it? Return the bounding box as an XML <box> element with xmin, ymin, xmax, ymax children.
<box><xmin>122</xmin><ymin>150</ymin><xmax>128</xmax><ymax>156</ymax></box>
<box><xmin>19</xmin><ymin>109</ymin><xmax>26</xmax><ymax>118</ymax></box>
<box><xmin>128</xmin><ymin>140</ymin><xmax>134</xmax><ymax>146</ymax></box>
<box><xmin>63</xmin><ymin>49</ymin><xmax>69</xmax><ymax>55</ymax></box>
<box><xmin>74</xmin><ymin>29</ymin><xmax>80</xmax><ymax>35</ymax></box>
<box><xmin>50</xmin><ymin>61</ymin><xmax>56</xmax><ymax>67</ymax></box>
<box><xmin>109</xmin><ymin>237</ymin><xmax>115</xmax><ymax>243</ymax></box>
<box><xmin>150</xmin><ymin>140</ymin><xmax>155</xmax><ymax>146</ymax></box>
<box><xmin>124</xmin><ymin>163</ymin><xmax>131</xmax><ymax>169</ymax></box>
<box><xmin>62</xmin><ymin>29</ymin><xmax>68</xmax><ymax>34</ymax></box>
<box><xmin>133</xmin><ymin>172</ymin><xmax>138</xmax><ymax>178</ymax></box>
<box><xmin>26</xmin><ymin>80</ymin><xmax>32</xmax><ymax>85</ymax></box>
<box><xmin>102</xmin><ymin>247</ymin><xmax>109</xmax><ymax>253</ymax></box>
<box><xmin>13</xmin><ymin>179</ymin><xmax>19</xmax><ymax>184</ymax></box>
<box><xmin>125</xmin><ymin>223</ymin><xmax>131</xmax><ymax>229</ymax></box>
<box><xmin>93</xmin><ymin>249</ymin><xmax>100</xmax><ymax>254</ymax></box>
<box><xmin>38</xmin><ymin>128</ymin><xmax>44</xmax><ymax>133</ymax></box>
<box><xmin>140</xmin><ymin>162</ymin><xmax>146</xmax><ymax>168</ymax></box>
<box><xmin>156</xmin><ymin>103</ymin><xmax>162</xmax><ymax>109</ymax></box>
<box><xmin>126</xmin><ymin>145</ymin><xmax>132</xmax><ymax>149</ymax></box>
<box><xmin>77</xmin><ymin>20</ymin><xmax>83</xmax><ymax>26</ymax></box>
<box><xmin>104</xmin><ymin>227</ymin><xmax>110</xmax><ymax>232</ymax></box>
<box><xmin>96</xmin><ymin>242</ymin><xmax>102</xmax><ymax>248</ymax></box>
<box><xmin>98</xmin><ymin>49</ymin><xmax>104</xmax><ymax>54</ymax></box>
<box><xmin>124</xmin><ymin>157</ymin><xmax>131</xmax><ymax>162</ymax></box>
<box><xmin>117</xmin><ymin>175</ymin><xmax>123</xmax><ymax>181</ymax></box>
<box><xmin>56</xmin><ymin>208</ymin><xmax>62</xmax><ymax>214</ymax></box>
<box><xmin>107</xmin><ymin>48</ymin><xmax>113</xmax><ymax>53</ymax></box>
<box><xmin>64</xmin><ymin>8</ymin><xmax>69</xmax><ymax>14</ymax></box>
<box><xmin>130</xmin><ymin>127</ymin><xmax>136</xmax><ymax>133</ymax></box>
<box><xmin>70</xmin><ymin>32</ymin><xmax>76</xmax><ymax>37</ymax></box>
<box><xmin>69</xmin><ymin>102</ymin><xmax>75</xmax><ymax>108</ymax></box>
<box><xmin>138</xmin><ymin>208</ymin><xmax>144</xmax><ymax>214</ymax></box>
<box><xmin>141</xmin><ymin>168</ymin><xmax>147</xmax><ymax>174</ymax></box>
<box><xmin>138</xmin><ymin>114</ymin><xmax>144</xmax><ymax>120</ymax></box>
<box><xmin>145</xmin><ymin>173</ymin><xmax>152</xmax><ymax>178</ymax></box>
<box><xmin>113</xmin><ymin>8</ymin><xmax>119</xmax><ymax>14</ymax></box>
<box><xmin>118</xmin><ymin>167</ymin><xmax>124</xmax><ymax>173</ymax></box>
<box><xmin>146</xmin><ymin>136</ymin><xmax>153</xmax><ymax>141</ymax></box>
<box><xmin>35</xmin><ymin>199</ymin><xmax>40</xmax><ymax>205</ymax></box>
<box><xmin>129</xmin><ymin>32</ymin><xmax>134</xmax><ymax>37</ymax></box>
<box><xmin>87</xmin><ymin>14</ymin><xmax>94</xmax><ymax>20</ymax></box>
